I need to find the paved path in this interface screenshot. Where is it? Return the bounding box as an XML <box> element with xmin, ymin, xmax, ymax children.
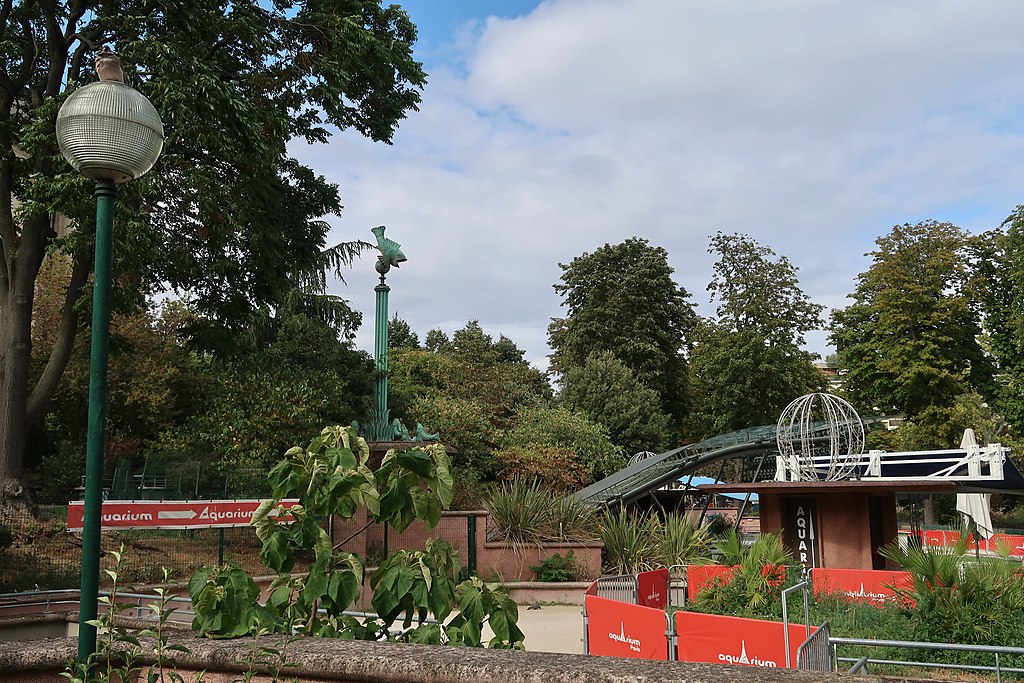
<box><xmin>510</xmin><ymin>604</ymin><xmax>586</xmax><ymax>654</ymax></box>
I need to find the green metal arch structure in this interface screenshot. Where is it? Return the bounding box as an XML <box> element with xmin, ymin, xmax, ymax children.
<box><xmin>573</xmin><ymin>422</ymin><xmax>836</xmax><ymax>509</ymax></box>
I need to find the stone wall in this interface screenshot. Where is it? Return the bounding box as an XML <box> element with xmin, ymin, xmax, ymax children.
<box><xmin>332</xmin><ymin>509</ymin><xmax>603</xmax><ymax>582</ymax></box>
<box><xmin>0</xmin><ymin>631</ymin><xmax>878</xmax><ymax>682</ymax></box>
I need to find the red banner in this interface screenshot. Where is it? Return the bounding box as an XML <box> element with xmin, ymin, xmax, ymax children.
<box><xmin>637</xmin><ymin>568</ymin><xmax>668</xmax><ymax>609</ymax></box>
<box><xmin>585</xmin><ymin>595</ymin><xmax>669</xmax><ymax>660</ymax></box>
<box><xmin>687</xmin><ymin>565</ymin><xmax>736</xmax><ymax>600</ymax></box>
<box><xmin>911</xmin><ymin>530</ymin><xmax>1024</xmax><ymax>556</ymax></box>
<box><xmin>994</xmin><ymin>534</ymin><xmax>1024</xmax><ymax>556</ymax></box>
<box><xmin>812</xmin><ymin>568</ymin><xmax>912</xmax><ymax>605</ymax></box>
<box><xmin>67</xmin><ymin>499</ymin><xmax>298</xmax><ymax>531</ymax></box>
<box><xmin>675</xmin><ymin>611</ymin><xmax>812</xmax><ymax>669</ymax></box>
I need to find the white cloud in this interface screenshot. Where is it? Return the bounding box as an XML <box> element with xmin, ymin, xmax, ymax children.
<box><xmin>299</xmin><ymin>0</ymin><xmax>1024</xmax><ymax>370</ymax></box>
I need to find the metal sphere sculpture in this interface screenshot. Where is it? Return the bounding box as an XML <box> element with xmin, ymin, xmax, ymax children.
<box><xmin>628</xmin><ymin>451</ymin><xmax>658</xmax><ymax>466</ymax></box>
<box><xmin>776</xmin><ymin>393</ymin><xmax>865</xmax><ymax>481</ymax></box>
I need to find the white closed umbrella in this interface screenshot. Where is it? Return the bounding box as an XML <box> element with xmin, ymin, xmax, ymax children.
<box><xmin>956</xmin><ymin>429</ymin><xmax>995</xmax><ymax>539</ymax></box>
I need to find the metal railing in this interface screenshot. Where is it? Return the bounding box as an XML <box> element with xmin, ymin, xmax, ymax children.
<box><xmin>797</xmin><ymin>620</ymin><xmax>832</xmax><ymax>671</ymax></box>
<box><xmin>593</xmin><ymin>573</ymin><xmax>638</xmax><ymax>604</ymax></box>
<box><xmin>667</xmin><ymin>564</ymin><xmax>687</xmax><ymax>608</ymax></box>
<box><xmin>780</xmin><ymin>578</ymin><xmax>811</xmax><ymax>668</ymax></box>
<box><xmin>0</xmin><ymin>588</ymin><xmax>194</xmax><ymax>623</ymax></box>
<box><xmin>831</xmin><ymin>636</ymin><xmax>1024</xmax><ymax>682</ymax></box>
<box><xmin>0</xmin><ymin>589</ymin><xmax>434</xmax><ymax>640</ymax></box>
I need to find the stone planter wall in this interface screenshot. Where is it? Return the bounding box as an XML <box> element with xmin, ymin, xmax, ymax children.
<box><xmin>0</xmin><ymin>630</ymin><xmax>851</xmax><ymax>683</ymax></box>
<box><xmin>331</xmin><ymin>510</ymin><xmax>603</xmax><ymax>582</ymax></box>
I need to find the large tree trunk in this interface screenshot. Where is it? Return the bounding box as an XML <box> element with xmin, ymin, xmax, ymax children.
<box><xmin>0</xmin><ymin>0</ymin><xmax>85</xmax><ymax>515</ymax></box>
<box><xmin>0</xmin><ymin>213</ymin><xmax>48</xmax><ymax>506</ymax></box>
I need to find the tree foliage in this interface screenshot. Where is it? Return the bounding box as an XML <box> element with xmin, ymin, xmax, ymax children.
<box><xmin>387</xmin><ymin>321</ymin><xmax>551</xmax><ymax>494</ymax></box>
<box><xmin>830</xmin><ymin>222</ymin><xmax>993</xmax><ymax>432</ymax></box>
<box><xmin>560</xmin><ymin>350</ymin><xmax>669</xmax><ymax>455</ymax></box>
<box><xmin>976</xmin><ymin>208</ymin><xmax>1024</xmax><ymax>434</ymax></box>
<box><xmin>501</xmin><ymin>405</ymin><xmax>625</xmax><ymax>483</ymax></box>
<box><xmin>0</xmin><ymin>0</ymin><xmax>425</xmax><ymax>496</ymax></box>
<box><xmin>549</xmin><ymin>238</ymin><xmax>696</xmax><ymax>427</ymax></box>
<box><xmin>689</xmin><ymin>233</ymin><xmax>825</xmax><ymax>437</ymax></box>
<box><xmin>388</xmin><ymin>314</ymin><xmax>420</xmax><ymax>349</ymax></box>
<box><xmin>149</xmin><ymin>308</ymin><xmax>374</xmax><ymax>482</ymax></box>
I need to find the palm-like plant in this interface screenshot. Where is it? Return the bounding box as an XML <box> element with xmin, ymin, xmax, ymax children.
<box><xmin>696</xmin><ymin>531</ymin><xmax>794</xmax><ymax>616</ymax></box>
<box><xmin>485</xmin><ymin>479</ymin><xmax>552</xmax><ymax>550</ymax></box>
<box><xmin>879</xmin><ymin>527</ymin><xmax>1024</xmax><ymax>647</ymax></box>
<box><xmin>485</xmin><ymin>478</ymin><xmax>600</xmax><ymax>546</ymax></box>
<box><xmin>599</xmin><ymin>507</ymin><xmax>658</xmax><ymax>574</ymax></box>
<box><xmin>655</xmin><ymin>513</ymin><xmax>712</xmax><ymax>567</ymax></box>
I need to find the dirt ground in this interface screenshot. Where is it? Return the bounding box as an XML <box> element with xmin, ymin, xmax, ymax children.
<box><xmin>0</xmin><ymin>510</ymin><xmax>273</xmax><ymax>591</ymax></box>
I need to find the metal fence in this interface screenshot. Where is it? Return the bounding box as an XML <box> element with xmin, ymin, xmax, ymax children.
<box><xmin>3</xmin><ymin>502</ymin><xmax>484</xmax><ymax>592</ymax></box>
<box><xmin>593</xmin><ymin>573</ymin><xmax>638</xmax><ymax>604</ymax></box>
<box><xmin>831</xmin><ymin>636</ymin><xmax>1024</xmax><ymax>682</ymax></box>
<box><xmin>797</xmin><ymin>620</ymin><xmax>832</xmax><ymax>671</ymax></box>
<box><xmin>667</xmin><ymin>564</ymin><xmax>687</xmax><ymax>608</ymax></box>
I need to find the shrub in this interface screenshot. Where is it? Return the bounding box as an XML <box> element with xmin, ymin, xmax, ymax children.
<box><xmin>692</xmin><ymin>531</ymin><xmax>794</xmax><ymax>618</ymax></box>
<box><xmin>655</xmin><ymin>513</ymin><xmax>711</xmax><ymax>567</ymax></box>
<box><xmin>599</xmin><ymin>509</ymin><xmax>714</xmax><ymax>574</ymax></box>
<box><xmin>880</xmin><ymin>532</ymin><xmax>1024</xmax><ymax>650</ymax></box>
<box><xmin>485</xmin><ymin>478</ymin><xmax>599</xmax><ymax>547</ymax></box>
<box><xmin>599</xmin><ymin>507</ymin><xmax>658</xmax><ymax>574</ymax></box>
<box><xmin>530</xmin><ymin>551</ymin><xmax>585</xmax><ymax>582</ymax></box>
<box><xmin>494</xmin><ymin>445</ymin><xmax>589</xmax><ymax>491</ymax></box>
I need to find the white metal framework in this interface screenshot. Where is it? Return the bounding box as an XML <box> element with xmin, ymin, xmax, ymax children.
<box><xmin>776</xmin><ymin>393</ymin><xmax>865</xmax><ymax>481</ymax></box>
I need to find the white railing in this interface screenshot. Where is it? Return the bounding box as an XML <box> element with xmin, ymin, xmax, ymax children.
<box><xmin>776</xmin><ymin>444</ymin><xmax>1008</xmax><ymax>483</ymax></box>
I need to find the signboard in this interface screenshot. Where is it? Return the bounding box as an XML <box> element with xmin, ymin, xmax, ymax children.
<box><xmin>784</xmin><ymin>497</ymin><xmax>820</xmax><ymax>567</ymax></box>
<box><xmin>585</xmin><ymin>595</ymin><xmax>669</xmax><ymax>660</ymax></box>
<box><xmin>675</xmin><ymin>611</ymin><xmax>812</xmax><ymax>669</ymax></box>
<box><xmin>686</xmin><ymin>564</ymin><xmax>736</xmax><ymax>600</ymax></box>
<box><xmin>636</xmin><ymin>568</ymin><xmax>668</xmax><ymax>609</ymax></box>
<box><xmin>67</xmin><ymin>499</ymin><xmax>298</xmax><ymax>531</ymax></box>
<box><xmin>911</xmin><ymin>530</ymin><xmax>1024</xmax><ymax>556</ymax></box>
<box><xmin>811</xmin><ymin>567</ymin><xmax>913</xmax><ymax>605</ymax></box>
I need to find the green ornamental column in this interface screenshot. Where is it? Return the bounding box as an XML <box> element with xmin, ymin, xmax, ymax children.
<box><xmin>367</xmin><ymin>226</ymin><xmax>406</xmax><ymax>441</ymax></box>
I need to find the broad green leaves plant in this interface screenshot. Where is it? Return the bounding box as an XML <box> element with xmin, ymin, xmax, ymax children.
<box><xmin>190</xmin><ymin>425</ymin><xmax>523</xmax><ymax>649</ymax></box>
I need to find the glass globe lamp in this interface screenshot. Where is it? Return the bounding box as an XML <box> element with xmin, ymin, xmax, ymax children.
<box><xmin>56</xmin><ymin>80</ymin><xmax>163</xmax><ymax>183</ymax></box>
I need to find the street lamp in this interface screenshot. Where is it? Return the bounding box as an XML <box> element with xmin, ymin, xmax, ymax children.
<box><xmin>55</xmin><ymin>49</ymin><xmax>163</xmax><ymax>662</ymax></box>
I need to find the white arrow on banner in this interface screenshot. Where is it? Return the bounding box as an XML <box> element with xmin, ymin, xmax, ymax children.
<box><xmin>157</xmin><ymin>510</ymin><xmax>197</xmax><ymax>520</ymax></box>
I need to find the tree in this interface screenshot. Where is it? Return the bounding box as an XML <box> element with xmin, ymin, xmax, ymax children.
<box><xmin>149</xmin><ymin>307</ymin><xmax>374</xmax><ymax>485</ymax></box>
<box><xmin>0</xmin><ymin>1</ymin><xmax>425</xmax><ymax>498</ymax></box>
<box><xmin>388</xmin><ymin>314</ymin><xmax>419</xmax><ymax>349</ymax></box>
<box><xmin>688</xmin><ymin>233</ymin><xmax>825</xmax><ymax>437</ymax></box>
<box><xmin>387</xmin><ymin>321</ymin><xmax>551</xmax><ymax>500</ymax></box>
<box><xmin>976</xmin><ymin>209</ymin><xmax>1024</xmax><ymax>433</ymax></box>
<box><xmin>548</xmin><ymin>238</ymin><xmax>696</xmax><ymax>427</ymax></box>
<box><xmin>705</xmin><ymin>232</ymin><xmax>823</xmax><ymax>347</ymax></box>
<box><xmin>830</xmin><ymin>221</ymin><xmax>993</xmax><ymax>432</ymax></box>
<box><xmin>501</xmin><ymin>405</ymin><xmax>625</xmax><ymax>483</ymax></box>
<box><xmin>424</xmin><ymin>328</ymin><xmax>451</xmax><ymax>354</ymax></box>
<box><xmin>560</xmin><ymin>350</ymin><xmax>669</xmax><ymax>455</ymax></box>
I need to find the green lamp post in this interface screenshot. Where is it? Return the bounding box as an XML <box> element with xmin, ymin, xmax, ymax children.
<box><xmin>55</xmin><ymin>49</ymin><xmax>163</xmax><ymax>662</ymax></box>
<box><xmin>366</xmin><ymin>225</ymin><xmax>406</xmax><ymax>441</ymax></box>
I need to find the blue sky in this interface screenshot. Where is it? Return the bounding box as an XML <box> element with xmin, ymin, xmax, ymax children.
<box><xmin>294</xmin><ymin>1</ymin><xmax>1024</xmax><ymax>370</ymax></box>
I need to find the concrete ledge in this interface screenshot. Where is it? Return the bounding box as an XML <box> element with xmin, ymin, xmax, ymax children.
<box><xmin>0</xmin><ymin>632</ymin><xmax>897</xmax><ymax>682</ymax></box>
<box><xmin>500</xmin><ymin>581</ymin><xmax>590</xmax><ymax>605</ymax></box>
